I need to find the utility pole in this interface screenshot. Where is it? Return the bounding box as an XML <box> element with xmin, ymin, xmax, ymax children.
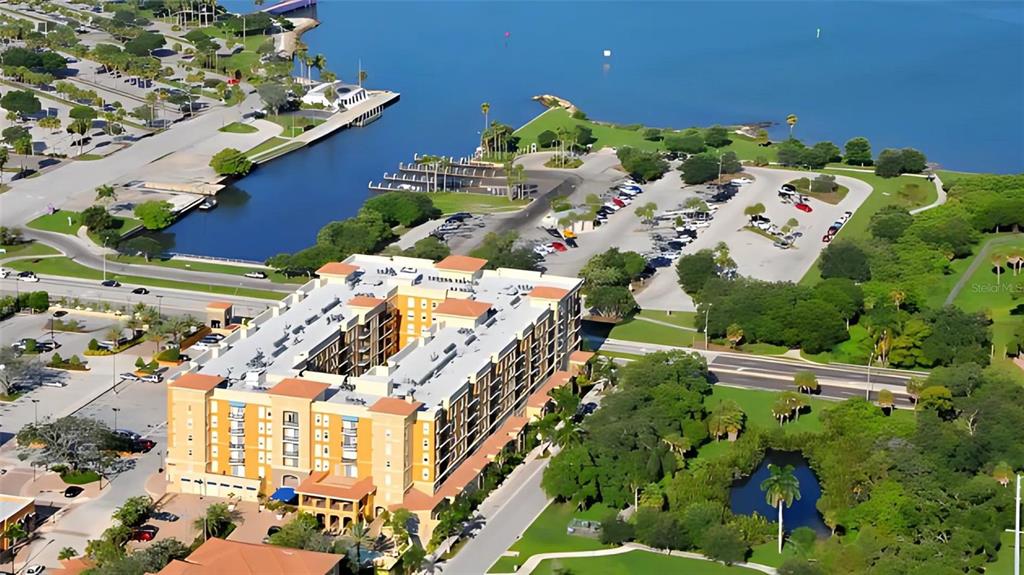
<box><xmin>865</xmin><ymin>350</ymin><xmax>874</xmax><ymax>401</ymax></box>
<box><xmin>112</xmin><ymin>407</ymin><xmax>120</xmax><ymax>431</ymax></box>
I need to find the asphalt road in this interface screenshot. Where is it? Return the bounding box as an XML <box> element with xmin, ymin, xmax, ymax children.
<box><xmin>21</xmin><ymin>229</ymin><xmax>293</xmax><ymax>294</ymax></box>
<box><xmin>0</xmin><ymin>274</ymin><xmax>277</xmax><ymax>318</ymax></box>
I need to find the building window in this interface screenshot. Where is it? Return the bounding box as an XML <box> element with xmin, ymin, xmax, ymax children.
<box><xmin>323</xmin><ymin>431</ymin><xmax>329</xmax><ymax>440</ymax></box>
<box><xmin>210</xmin><ymin>402</ymin><xmax>218</xmax><ymax>413</ymax></box>
<box><xmin>322</xmin><ymin>446</ymin><xmax>329</xmax><ymax>456</ymax></box>
<box><xmin>422</xmin><ymin>456</ymin><xmax>428</xmax><ymax>463</ymax></box>
<box><xmin>385</xmin><ymin>460</ymin><xmax>391</xmax><ymax>468</ymax></box>
<box><xmin>345</xmin><ymin>464</ymin><xmax>357</xmax><ymax>477</ymax></box>
<box><xmin>314</xmin><ymin>430</ymin><xmax>321</xmax><ymax>440</ymax></box>
<box><xmin>422</xmin><ymin>469</ymin><xmax>429</xmax><ymax>480</ymax></box>
<box><xmin>315</xmin><ymin>415</ymin><xmax>321</xmax><ymax>425</ymax></box>
<box><xmin>420</xmin><ymin>301</ymin><xmax>427</xmax><ymax>309</ymax></box>
<box><xmin>422</xmin><ymin>423</ymin><xmax>429</xmax><ymax>433</ymax></box>
<box><xmin>385</xmin><ymin>430</ymin><xmax>392</xmax><ymax>438</ymax></box>
<box><xmin>283</xmin><ymin>411</ymin><xmax>299</xmax><ymax>427</ymax></box>
<box><xmin>283</xmin><ymin>457</ymin><xmax>298</xmax><ymax>467</ymax></box>
<box><xmin>407</xmin><ymin>297</ymin><xmax>415</xmax><ymax>307</ymax></box>
<box><xmin>187</xmin><ymin>434</ymin><xmax>193</xmax><ymax>442</ymax></box>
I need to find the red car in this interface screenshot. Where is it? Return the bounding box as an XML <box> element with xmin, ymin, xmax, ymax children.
<box><xmin>132</xmin><ymin>526</ymin><xmax>158</xmax><ymax>541</ymax></box>
<box><xmin>550</xmin><ymin>242</ymin><xmax>568</xmax><ymax>252</ymax></box>
<box><xmin>611</xmin><ymin>198</ymin><xmax>626</xmax><ymax>208</ymax></box>
<box><xmin>821</xmin><ymin>234</ymin><xmax>833</xmax><ymax>243</ymax></box>
<box><xmin>795</xmin><ymin>203</ymin><xmax>813</xmax><ymax>213</ymax></box>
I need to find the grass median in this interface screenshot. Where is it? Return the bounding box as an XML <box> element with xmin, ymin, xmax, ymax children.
<box><xmin>1</xmin><ymin>241</ymin><xmax>60</xmax><ymax>259</ymax></box>
<box><xmin>7</xmin><ymin>257</ymin><xmax>285</xmax><ymax>300</ymax></box>
<box><xmin>428</xmin><ymin>192</ymin><xmax>530</xmax><ymax>214</ymax></box>
<box><xmin>108</xmin><ymin>255</ymin><xmax>305</xmax><ymax>285</ymax></box>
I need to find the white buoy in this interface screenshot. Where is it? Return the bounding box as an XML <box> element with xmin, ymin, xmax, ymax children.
<box><xmin>816</xmin><ymin>28</ymin><xmax>821</xmax><ymax>39</ymax></box>
<box><xmin>603</xmin><ymin>49</ymin><xmax>612</xmax><ymax>57</ymax></box>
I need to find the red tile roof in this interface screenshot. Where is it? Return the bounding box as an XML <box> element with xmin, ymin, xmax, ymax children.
<box><xmin>297</xmin><ymin>472</ymin><xmax>375</xmax><ymax>501</ymax></box>
<box><xmin>156</xmin><ymin>537</ymin><xmax>342</xmax><ymax>575</ymax></box>
<box><xmin>368</xmin><ymin>397</ymin><xmax>422</xmax><ymax>417</ymax></box>
<box><xmin>205</xmin><ymin>301</ymin><xmax>233</xmax><ymax>311</ymax></box>
<box><xmin>435</xmin><ymin>255</ymin><xmax>488</xmax><ymax>273</ymax></box>
<box><xmin>316</xmin><ymin>262</ymin><xmax>359</xmax><ymax>276</ymax></box>
<box><xmin>434</xmin><ymin>299</ymin><xmax>491</xmax><ymax>318</ymax></box>
<box><xmin>169</xmin><ymin>373</ymin><xmax>225</xmax><ymax>392</ymax></box>
<box><xmin>269</xmin><ymin>378</ymin><xmax>329</xmax><ymax>400</ymax></box>
<box><xmin>528</xmin><ymin>286</ymin><xmax>569</xmax><ymax>300</ymax></box>
<box><xmin>527</xmin><ymin>371</ymin><xmax>573</xmax><ymax>408</ymax></box>
<box><xmin>347</xmin><ymin>296</ymin><xmax>385</xmax><ymax>308</ymax></box>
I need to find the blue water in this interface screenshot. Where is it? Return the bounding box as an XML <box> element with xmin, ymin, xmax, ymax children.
<box><xmin>161</xmin><ymin>1</ymin><xmax>1024</xmax><ymax>259</ymax></box>
<box><xmin>730</xmin><ymin>450</ymin><xmax>828</xmax><ymax>536</ymax></box>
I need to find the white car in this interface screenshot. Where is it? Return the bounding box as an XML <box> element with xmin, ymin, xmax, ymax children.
<box><xmin>731</xmin><ymin>178</ymin><xmax>753</xmax><ymax>185</ymax></box>
<box><xmin>0</xmin><ymin>267</ymin><xmax>8</xmax><ymax>278</ymax></box>
<box><xmin>532</xmin><ymin>245</ymin><xmax>549</xmax><ymax>257</ymax></box>
<box><xmin>603</xmin><ymin>202</ymin><xmax>622</xmax><ymax>211</ymax></box>
<box><xmin>17</xmin><ymin>272</ymin><xmax>39</xmax><ymax>282</ymax></box>
<box><xmin>692</xmin><ymin>220</ymin><xmax>712</xmax><ymax>228</ymax></box>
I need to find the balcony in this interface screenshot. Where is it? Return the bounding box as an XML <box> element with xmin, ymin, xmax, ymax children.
<box><xmin>229</xmin><ymin>426</ymin><xmax>245</xmax><ymax>435</ymax></box>
<box><xmin>343</xmin><ymin>427</ymin><xmax>358</xmax><ymax>437</ymax></box>
<box><xmin>283</xmin><ymin>429</ymin><xmax>300</xmax><ymax>441</ymax></box>
<box><xmin>282</xmin><ymin>419</ymin><xmax>299</xmax><ymax>429</ymax></box>
<box><xmin>229</xmin><ymin>454</ymin><xmax>245</xmax><ymax>464</ymax></box>
<box><xmin>229</xmin><ymin>412</ymin><xmax>245</xmax><ymax>421</ymax></box>
<box><xmin>229</xmin><ymin>442</ymin><xmax>245</xmax><ymax>450</ymax></box>
<box><xmin>358</xmin><ymin>329</ymin><xmax>371</xmax><ymax>340</ymax></box>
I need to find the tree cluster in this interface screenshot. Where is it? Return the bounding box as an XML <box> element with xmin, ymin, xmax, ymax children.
<box><xmin>578</xmin><ymin>248</ymin><xmax>644</xmax><ymax>319</ymax></box>
<box><xmin>874</xmin><ymin>148</ymin><xmax>927</xmax><ymax>178</ymax></box>
<box><xmin>469</xmin><ymin>230</ymin><xmax>540</xmax><ymax>271</ymax></box>
<box><xmin>363</xmin><ymin>191</ymin><xmax>441</xmax><ymax>228</ymax></box>
<box><xmin>616</xmin><ymin>147</ymin><xmax>669</xmax><ymax>181</ymax></box>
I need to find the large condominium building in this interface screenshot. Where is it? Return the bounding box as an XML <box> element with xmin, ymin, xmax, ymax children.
<box><xmin>165</xmin><ymin>254</ymin><xmax>586</xmax><ymax>539</ymax></box>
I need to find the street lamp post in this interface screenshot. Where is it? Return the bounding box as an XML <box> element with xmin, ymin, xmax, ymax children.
<box><xmin>865</xmin><ymin>350</ymin><xmax>874</xmax><ymax>401</ymax></box>
<box><xmin>30</xmin><ymin>399</ymin><xmax>38</xmax><ymax>425</ymax></box>
<box><xmin>156</xmin><ymin>295</ymin><xmax>163</xmax><ymax>318</ymax></box>
<box><xmin>112</xmin><ymin>407</ymin><xmax>120</xmax><ymax>431</ymax></box>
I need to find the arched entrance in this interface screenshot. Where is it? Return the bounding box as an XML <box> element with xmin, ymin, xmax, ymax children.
<box><xmin>282</xmin><ymin>474</ymin><xmax>299</xmax><ymax>487</ymax></box>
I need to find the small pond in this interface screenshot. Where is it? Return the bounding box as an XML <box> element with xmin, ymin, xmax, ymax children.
<box><xmin>730</xmin><ymin>450</ymin><xmax>829</xmax><ymax>536</ymax></box>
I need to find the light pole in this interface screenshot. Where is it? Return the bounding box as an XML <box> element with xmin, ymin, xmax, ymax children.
<box><xmin>156</xmin><ymin>295</ymin><xmax>163</xmax><ymax>318</ymax></box>
<box><xmin>112</xmin><ymin>407</ymin><xmax>120</xmax><ymax>431</ymax></box>
<box><xmin>30</xmin><ymin>399</ymin><xmax>38</xmax><ymax>425</ymax></box>
<box><xmin>704</xmin><ymin>303</ymin><xmax>713</xmax><ymax>350</ymax></box>
<box><xmin>865</xmin><ymin>350</ymin><xmax>874</xmax><ymax>401</ymax></box>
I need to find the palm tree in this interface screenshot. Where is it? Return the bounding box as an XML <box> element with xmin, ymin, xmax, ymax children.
<box><xmin>661</xmin><ymin>433</ymin><xmax>692</xmax><ymax>459</ymax></box>
<box><xmin>786</xmin><ymin>114</ymin><xmax>798</xmax><ymax>137</ymax></box>
<box><xmin>480</xmin><ymin>102</ymin><xmax>490</xmax><ymax>137</ymax></box>
<box><xmin>877</xmin><ymin>389</ymin><xmax>895</xmax><ymax>413</ymax></box>
<box><xmin>346</xmin><ymin>520</ymin><xmax>373</xmax><ymax>568</ymax></box>
<box><xmin>783</xmin><ymin>391</ymin><xmax>807</xmax><ymax>420</ymax></box>
<box><xmin>760</xmin><ymin>464</ymin><xmax>801</xmax><ymax>553</ymax></box>
<box><xmin>358</xmin><ymin>69</ymin><xmax>368</xmax><ymax>86</ymax></box>
<box><xmin>707</xmin><ymin>400</ymin><xmax>745</xmax><ymax>441</ymax></box>
<box><xmin>993</xmin><ymin>461</ymin><xmax>1014</xmax><ymax>487</ymax></box>
<box><xmin>3</xmin><ymin>522</ymin><xmax>27</xmax><ymax>573</ymax></box>
<box><xmin>906</xmin><ymin>376</ymin><xmax>925</xmax><ymax>405</ymax></box>
<box><xmin>311</xmin><ymin>54</ymin><xmax>327</xmax><ymax>82</ymax></box>
<box><xmin>95</xmin><ymin>185</ymin><xmax>117</xmax><ymax>206</ymax></box>
<box><xmin>772</xmin><ymin>396</ymin><xmax>791</xmax><ymax>426</ymax></box>
<box><xmin>793</xmin><ymin>371</ymin><xmax>818</xmax><ymax>394</ymax></box>
<box><xmin>724</xmin><ymin>323</ymin><xmax>744</xmax><ymax>348</ymax></box>
<box><xmin>890</xmin><ymin>288</ymin><xmax>906</xmax><ymax>311</ymax></box>
<box><xmin>993</xmin><ymin>254</ymin><xmax>1006</xmax><ymax>285</ymax></box>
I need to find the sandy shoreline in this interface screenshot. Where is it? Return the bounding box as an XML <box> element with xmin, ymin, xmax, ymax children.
<box><xmin>277</xmin><ymin>17</ymin><xmax>319</xmax><ymax>57</ymax></box>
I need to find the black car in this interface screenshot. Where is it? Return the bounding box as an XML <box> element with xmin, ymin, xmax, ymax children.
<box><xmin>64</xmin><ymin>486</ymin><xmax>84</xmax><ymax>498</ymax></box>
<box><xmin>543</xmin><ymin>227</ymin><xmax>562</xmax><ymax>239</ymax></box>
<box><xmin>101</xmin><ymin>280</ymin><xmax>121</xmax><ymax>288</ymax></box>
<box><xmin>151</xmin><ymin>511</ymin><xmax>179</xmax><ymax>522</ymax></box>
<box><xmin>564</xmin><ymin>238</ymin><xmax>578</xmax><ymax>248</ymax></box>
<box><xmin>132</xmin><ymin>287</ymin><xmax>150</xmax><ymax>295</ymax></box>
<box><xmin>648</xmin><ymin>256</ymin><xmax>672</xmax><ymax>268</ymax></box>
<box><xmin>52</xmin><ymin>310</ymin><xmax>68</xmax><ymax>318</ymax></box>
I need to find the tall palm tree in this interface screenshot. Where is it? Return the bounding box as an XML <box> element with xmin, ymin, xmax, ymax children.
<box><xmin>786</xmin><ymin>114</ymin><xmax>798</xmax><ymax>137</ymax></box>
<box><xmin>725</xmin><ymin>323</ymin><xmax>744</xmax><ymax>348</ymax></box>
<box><xmin>772</xmin><ymin>396</ymin><xmax>791</xmax><ymax>426</ymax></box>
<box><xmin>993</xmin><ymin>461</ymin><xmax>1014</xmax><ymax>487</ymax></box>
<box><xmin>95</xmin><ymin>184</ymin><xmax>117</xmax><ymax>206</ymax></box>
<box><xmin>890</xmin><ymin>288</ymin><xmax>906</xmax><ymax>311</ymax></box>
<box><xmin>760</xmin><ymin>464</ymin><xmax>801</xmax><ymax>553</ymax></box>
<box><xmin>783</xmin><ymin>391</ymin><xmax>807</xmax><ymax>420</ymax></box>
<box><xmin>3</xmin><ymin>522</ymin><xmax>27</xmax><ymax>573</ymax></box>
<box><xmin>480</xmin><ymin>102</ymin><xmax>490</xmax><ymax>136</ymax></box>
<box><xmin>793</xmin><ymin>371</ymin><xmax>818</xmax><ymax>394</ymax></box>
<box><xmin>310</xmin><ymin>54</ymin><xmax>326</xmax><ymax>82</ymax></box>
<box><xmin>347</xmin><ymin>520</ymin><xmax>373</xmax><ymax>568</ymax></box>
<box><xmin>993</xmin><ymin>254</ymin><xmax>1006</xmax><ymax>285</ymax></box>
<box><xmin>708</xmin><ymin>400</ymin><xmax>745</xmax><ymax>441</ymax></box>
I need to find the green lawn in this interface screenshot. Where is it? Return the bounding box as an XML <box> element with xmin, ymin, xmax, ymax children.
<box><xmin>27</xmin><ymin>210</ymin><xmax>143</xmax><ymax>242</ymax></box>
<box><xmin>531</xmin><ymin>549</ymin><xmax>764</xmax><ymax>575</ymax></box>
<box><xmin>266</xmin><ymin>114</ymin><xmax>325</xmax><ymax>138</ymax></box>
<box><xmin>1</xmin><ymin>241</ymin><xmax>60</xmax><ymax>259</ymax></box>
<box><xmin>800</xmin><ymin>171</ymin><xmax>936</xmax><ymax>285</ymax></box>
<box><xmin>801</xmin><ymin>324</ymin><xmax>871</xmax><ymax>365</ymax></box>
<box><xmin>219</xmin><ymin>121</ymin><xmax>259</xmax><ymax>134</ymax></box>
<box><xmin>515</xmin><ymin>108</ymin><xmax>769</xmax><ymax>162</ymax></box>
<box><xmin>427</xmin><ymin>192</ymin><xmax>530</xmax><ymax>214</ymax></box>
<box><xmin>245</xmin><ymin>137</ymin><xmax>290</xmax><ymax>158</ymax></box>
<box><xmin>637</xmin><ymin>309</ymin><xmax>697</xmax><ymax>329</ymax></box>
<box><xmin>607</xmin><ymin>317</ymin><xmax>697</xmax><ymax>347</ymax></box>
<box><xmin>990</xmin><ymin>531</ymin><xmax>1020</xmax><ymax>575</ymax></box>
<box><xmin>7</xmin><ymin>257</ymin><xmax>285</xmax><ymax>300</ymax></box>
<box><xmin>785</xmin><ymin>177</ymin><xmax>850</xmax><ymax>205</ymax></box>
<box><xmin>952</xmin><ymin>235</ymin><xmax>1024</xmax><ymax>356</ymax></box>
<box><xmin>109</xmin><ymin>255</ymin><xmax>305</xmax><ymax>284</ymax></box>
<box><xmin>488</xmin><ymin>502</ymin><xmax>612</xmax><ymax>573</ymax></box>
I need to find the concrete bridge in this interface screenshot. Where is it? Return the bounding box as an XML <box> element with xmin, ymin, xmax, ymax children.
<box><xmin>261</xmin><ymin>0</ymin><xmax>316</xmax><ymax>16</ymax></box>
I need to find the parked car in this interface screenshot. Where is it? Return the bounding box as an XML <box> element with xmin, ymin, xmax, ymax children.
<box><xmin>135</xmin><ymin>438</ymin><xmax>156</xmax><ymax>452</ymax></box>
<box><xmin>41</xmin><ymin>381</ymin><xmax>67</xmax><ymax>388</ymax></box>
<box><xmin>64</xmin><ymin>486</ymin><xmax>84</xmax><ymax>498</ymax></box>
<box><xmin>26</xmin><ymin>565</ymin><xmax>45</xmax><ymax>575</ymax></box>
<box><xmin>564</xmin><ymin>238</ymin><xmax>578</xmax><ymax>248</ymax></box>
<box><xmin>731</xmin><ymin>177</ymin><xmax>753</xmax><ymax>185</ymax></box>
<box><xmin>611</xmin><ymin>198</ymin><xmax>626</xmax><ymax>208</ymax></box>
<box><xmin>132</xmin><ymin>287</ymin><xmax>150</xmax><ymax>295</ymax></box>
<box><xmin>101</xmin><ymin>280</ymin><xmax>121</xmax><ymax>287</ymax></box>
<box><xmin>244</xmin><ymin>271</ymin><xmax>267</xmax><ymax>279</ymax></box>
<box><xmin>542</xmin><ymin>227</ymin><xmax>562</xmax><ymax>239</ymax></box>
<box><xmin>17</xmin><ymin>271</ymin><xmax>39</xmax><ymax>282</ymax></box>
<box><xmin>532</xmin><ymin>245</ymin><xmax>549</xmax><ymax>257</ymax></box>
<box><xmin>151</xmin><ymin>511</ymin><xmax>179</xmax><ymax>522</ymax></box>
<box><xmin>131</xmin><ymin>526</ymin><xmax>158</xmax><ymax>542</ymax></box>
<box><xmin>550</xmin><ymin>242</ymin><xmax>567</xmax><ymax>252</ymax></box>
<box><xmin>773</xmin><ymin>239</ymin><xmax>792</xmax><ymax>249</ymax></box>
<box><xmin>794</xmin><ymin>202</ymin><xmax>813</xmax><ymax>213</ymax></box>
<box><xmin>141</xmin><ymin>374</ymin><xmax>163</xmax><ymax>384</ymax></box>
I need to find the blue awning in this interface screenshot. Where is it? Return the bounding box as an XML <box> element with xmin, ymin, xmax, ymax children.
<box><xmin>270</xmin><ymin>487</ymin><xmax>297</xmax><ymax>503</ymax></box>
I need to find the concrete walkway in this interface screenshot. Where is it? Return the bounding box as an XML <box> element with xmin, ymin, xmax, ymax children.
<box><xmin>634</xmin><ymin>315</ymin><xmax>698</xmax><ymax>332</ymax></box>
<box><xmin>501</xmin><ymin>543</ymin><xmax>777</xmax><ymax>575</ymax></box>
<box><xmin>909</xmin><ymin>173</ymin><xmax>946</xmax><ymax>215</ymax></box>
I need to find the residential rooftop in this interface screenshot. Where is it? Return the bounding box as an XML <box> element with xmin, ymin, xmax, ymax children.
<box><xmin>187</xmin><ymin>254</ymin><xmax>581</xmax><ymax>412</ymax></box>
